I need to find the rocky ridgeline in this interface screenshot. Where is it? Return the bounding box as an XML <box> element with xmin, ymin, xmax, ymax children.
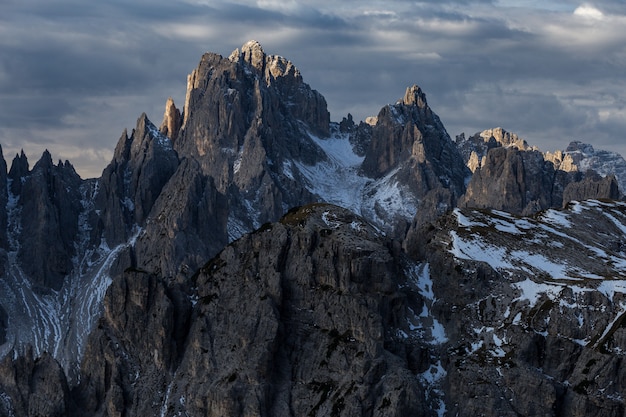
<box><xmin>457</xmin><ymin>127</ymin><xmax>621</xmax><ymax>215</ymax></box>
<box><xmin>70</xmin><ymin>204</ymin><xmax>435</xmax><ymax>416</ymax></box>
<box><xmin>0</xmin><ymin>41</ymin><xmax>625</xmax><ymax>416</ymax></box>
<box><xmin>404</xmin><ymin>200</ymin><xmax>626</xmax><ymax>416</ymax></box>
<box><xmin>361</xmin><ymin>85</ymin><xmax>469</xmax><ymax>230</ymax></box>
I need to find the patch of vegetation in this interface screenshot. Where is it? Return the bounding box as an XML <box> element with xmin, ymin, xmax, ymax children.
<box><xmin>280</xmin><ymin>203</ymin><xmax>330</xmax><ymax>226</ymax></box>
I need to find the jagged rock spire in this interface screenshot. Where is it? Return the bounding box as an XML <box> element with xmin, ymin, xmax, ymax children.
<box><xmin>401</xmin><ymin>85</ymin><xmax>428</xmax><ymax>108</ymax></box>
<box><xmin>239</xmin><ymin>39</ymin><xmax>266</xmax><ymax>71</ymax></box>
<box><xmin>159</xmin><ymin>97</ymin><xmax>182</xmax><ymax>141</ymax></box>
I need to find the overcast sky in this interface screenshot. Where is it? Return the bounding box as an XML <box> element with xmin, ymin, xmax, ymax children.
<box><xmin>1</xmin><ymin>0</ymin><xmax>625</xmax><ymax>178</ymax></box>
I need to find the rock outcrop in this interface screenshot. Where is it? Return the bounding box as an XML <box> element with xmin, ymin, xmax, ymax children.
<box><xmin>0</xmin><ymin>145</ymin><xmax>8</xmax><ymax>251</ymax></box>
<box><xmin>404</xmin><ymin>200</ymin><xmax>626</xmax><ymax>416</ymax></box>
<box><xmin>563</xmin><ymin>141</ymin><xmax>626</xmax><ymax>195</ymax></box>
<box><xmin>458</xmin><ymin>145</ymin><xmax>620</xmax><ymax>215</ymax></box>
<box><xmin>14</xmin><ymin>151</ymin><xmax>83</xmax><ymax>291</ymax></box>
<box><xmin>95</xmin><ymin>114</ymin><xmax>179</xmax><ymax>246</ymax></box>
<box><xmin>3</xmin><ymin>40</ymin><xmax>626</xmax><ymax>417</ymax></box>
<box><xmin>72</xmin><ymin>204</ymin><xmax>432</xmax><ymax>416</ymax></box>
<box><xmin>562</xmin><ymin>170</ymin><xmax>620</xmax><ymax>204</ymax></box>
<box><xmin>133</xmin><ymin>157</ymin><xmax>229</xmax><ymax>280</ymax></box>
<box><xmin>456</xmin><ymin>127</ymin><xmax>536</xmax><ymax>172</ymax></box>
<box><xmin>7</xmin><ymin>150</ymin><xmax>29</xmax><ymax>195</ymax></box>
<box><xmin>174</xmin><ymin>41</ymin><xmax>328</xmax><ymax>230</ymax></box>
<box><xmin>0</xmin><ymin>348</ymin><xmax>70</xmax><ymax>417</ymax></box>
<box><xmin>458</xmin><ymin>147</ymin><xmax>570</xmax><ymax>215</ymax></box>
<box><xmin>361</xmin><ymin>85</ymin><xmax>469</xmax><ymax>230</ymax></box>
<box><xmin>159</xmin><ymin>97</ymin><xmax>183</xmax><ymax>141</ymax></box>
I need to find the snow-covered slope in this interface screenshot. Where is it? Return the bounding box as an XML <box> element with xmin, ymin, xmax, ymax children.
<box><xmin>292</xmin><ymin>124</ymin><xmax>421</xmax><ymax>236</ymax></box>
<box><xmin>398</xmin><ymin>199</ymin><xmax>626</xmax><ymax>415</ymax></box>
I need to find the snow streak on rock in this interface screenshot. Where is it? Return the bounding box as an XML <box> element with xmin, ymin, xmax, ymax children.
<box><xmin>0</xmin><ymin>178</ymin><xmax>144</xmax><ymax>382</ymax></box>
<box><xmin>294</xmin><ymin>129</ymin><xmax>367</xmax><ymax>215</ymax></box>
<box><xmin>449</xmin><ymin>200</ymin><xmax>626</xmax><ymax>353</ymax></box>
<box><xmin>295</xmin><ymin>127</ymin><xmax>419</xmax><ymax>233</ymax></box>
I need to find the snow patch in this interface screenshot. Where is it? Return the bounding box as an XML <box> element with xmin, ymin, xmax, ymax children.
<box><xmin>294</xmin><ymin>131</ymin><xmax>367</xmax><ymax>215</ymax></box>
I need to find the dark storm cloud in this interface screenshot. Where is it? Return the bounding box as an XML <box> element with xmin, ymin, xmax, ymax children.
<box><xmin>1</xmin><ymin>0</ymin><xmax>626</xmax><ymax>177</ymax></box>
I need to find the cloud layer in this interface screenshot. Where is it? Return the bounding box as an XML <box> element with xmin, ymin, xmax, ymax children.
<box><xmin>1</xmin><ymin>0</ymin><xmax>625</xmax><ymax>177</ymax></box>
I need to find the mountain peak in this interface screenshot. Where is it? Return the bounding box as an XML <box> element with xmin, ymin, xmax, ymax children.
<box><xmin>159</xmin><ymin>97</ymin><xmax>182</xmax><ymax>141</ymax></box>
<box><xmin>401</xmin><ymin>85</ymin><xmax>428</xmax><ymax>108</ymax></box>
<box><xmin>34</xmin><ymin>149</ymin><xmax>53</xmax><ymax>170</ymax></box>
<box><xmin>229</xmin><ymin>39</ymin><xmax>266</xmax><ymax>72</ymax></box>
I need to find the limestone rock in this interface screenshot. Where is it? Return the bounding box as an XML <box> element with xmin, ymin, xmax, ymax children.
<box><xmin>456</xmin><ymin>127</ymin><xmax>535</xmax><ymax>172</ymax></box>
<box><xmin>8</xmin><ymin>150</ymin><xmax>29</xmax><ymax>195</ymax></box>
<box><xmin>460</xmin><ymin>146</ymin><xmax>582</xmax><ymax>215</ymax></box>
<box><xmin>562</xmin><ymin>170</ymin><xmax>620</xmax><ymax>204</ymax></box>
<box><xmin>459</xmin><ymin>144</ymin><xmax>623</xmax><ymax>215</ymax></box>
<box><xmin>16</xmin><ymin>151</ymin><xmax>83</xmax><ymax>290</ymax></box>
<box><xmin>159</xmin><ymin>97</ymin><xmax>182</xmax><ymax>141</ymax></box>
<box><xmin>361</xmin><ymin>85</ymin><xmax>469</xmax><ymax>229</ymax></box>
<box><xmin>0</xmin><ymin>145</ymin><xmax>8</xmax><ymax>250</ymax></box>
<box><xmin>405</xmin><ymin>201</ymin><xmax>626</xmax><ymax>416</ymax></box>
<box><xmin>133</xmin><ymin>157</ymin><xmax>229</xmax><ymax>280</ymax></box>
<box><xmin>176</xmin><ymin>41</ymin><xmax>328</xmax><ymax>232</ymax></box>
<box><xmin>95</xmin><ymin>114</ymin><xmax>179</xmax><ymax>246</ymax></box>
<box><xmin>71</xmin><ymin>204</ymin><xmax>433</xmax><ymax>416</ymax></box>
<box><xmin>73</xmin><ymin>269</ymin><xmax>191</xmax><ymax>416</ymax></box>
<box><xmin>563</xmin><ymin>140</ymin><xmax>626</xmax><ymax>195</ymax></box>
<box><xmin>0</xmin><ymin>348</ymin><xmax>70</xmax><ymax>417</ymax></box>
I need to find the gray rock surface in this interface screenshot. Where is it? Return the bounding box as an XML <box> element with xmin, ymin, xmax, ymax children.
<box><xmin>563</xmin><ymin>170</ymin><xmax>620</xmax><ymax>204</ymax></box>
<box><xmin>564</xmin><ymin>140</ymin><xmax>626</xmax><ymax>195</ymax></box>
<box><xmin>455</xmin><ymin>127</ymin><xmax>536</xmax><ymax>172</ymax></box>
<box><xmin>458</xmin><ymin>146</ymin><xmax>618</xmax><ymax>215</ymax></box>
<box><xmin>0</xmin><ymin>145</ymin><xmax>7</xmax><ymax>251</ymax></box>
<box><xmin>159</xmin><ymin>97</ymin><xmax>182</xmax><ymax>141</ymax></box>
<box><xmin>16</xmin><ymin>151</ymin><xmax>83</xmax><ymax>291</ymax></box>
<box><xmin>0</xmin><ymin>348</ymin><xmax>70</xmax><ymax>417</ymax></box>
<box><xmin>95</xmin><ymin>114</ymin><xmax>179</xmax><ymax>246</ymax></box>
<box><xmin>72</xmin><ymin>204</ymin><xmax>432</xmax><ymax>417</ymax></box>
<box><xmin>361</xmin><ymin>85</ymin><xmax>469</xmax><ymax>230</ymax></box>
<box><xmin>404</xmin><ymin>200</ymin><xmax>626</xmax><ymax>416</ymax></box>
<box><xmin>459</xmin><ymin>146</ymin><xmax>570</xmax><ymax>215</ymax></box>
<box><xmin>133</xmin><ymin>157</ymin><xmax>229</xmax><ymax>280</ymax></box>
<box><xmin>2</xmin><ymin>40</ymin><xmax>626</xmax><ymax>417</ymax></box>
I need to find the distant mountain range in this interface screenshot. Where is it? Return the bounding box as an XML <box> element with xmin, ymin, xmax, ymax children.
<box><xmin>0</xmin><ymin>41</ymin><xmax>625</xmax><ymax>417</ymax></box>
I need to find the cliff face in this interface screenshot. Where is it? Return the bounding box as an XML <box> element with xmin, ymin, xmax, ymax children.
<box><xmin>404</xmin><ymin>200</ymin><xmax>626</xmax><ymax>416</ymax></box>
<box><xmin>361</xmin><ymin>86</ymin><xmax>469</xmax><ymax>230</ymax></box>
<box><xmin>0</xmin><ymin>40</ymin><xmax>625</xmax><ymax>417</ymax></box>
<box><xmin>71</xmin><ymin>205</ymin><xmax>436</xmax><ymax>417</ymax></box>
<box><xmin>174</xmin><ymin>40</ymin><xmax>328</xmax><ymax>229</ymax></box>
<box><xmin>62</xmin><ymin>200</ymin><xmax>626</xmax><ymax>417</ymax></box>
<box><xmin>459</xmin><ymin>146</ymin><xmax>618</xmax><ymax>215</ymax></box>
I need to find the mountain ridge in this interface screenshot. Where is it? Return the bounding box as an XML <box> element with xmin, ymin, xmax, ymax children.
<box><xmin>0</xmin><ymin>41</ymin><xmax>624</xmax><ymax>416</ymax></box>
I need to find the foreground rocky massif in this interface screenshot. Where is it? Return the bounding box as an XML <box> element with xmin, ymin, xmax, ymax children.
<box><xmin>1</xmin><ymin>41</ymin><xmax>625</xmax><ymax>416</ymax></box>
